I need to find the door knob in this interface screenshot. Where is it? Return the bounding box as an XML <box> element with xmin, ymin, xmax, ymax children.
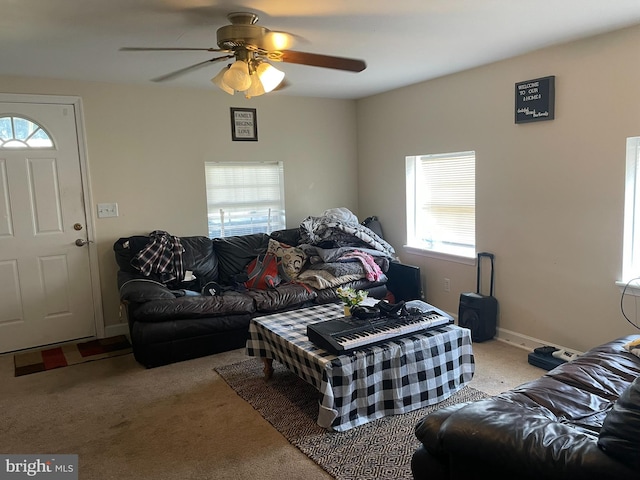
<box><xmin>75</xmin><ymin>239</ymin><xmax>93</xmax><ymax>247</ymax></box>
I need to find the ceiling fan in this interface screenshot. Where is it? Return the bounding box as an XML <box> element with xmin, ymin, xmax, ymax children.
<box><xmin>120</xmin><ymin>11</ymin><xmax>367</xmax><ymax>98</ymax></box>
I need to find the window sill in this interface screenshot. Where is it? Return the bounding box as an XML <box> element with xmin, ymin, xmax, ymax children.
<box><xmin>616</xmin><ymin>280</ymin><xmax>640</xmax><ymax>297</ymax></box>
<box><xmin>403</xmin><ymin>245</ymin><xmax>476</xmax><ymax>265</ymax></box>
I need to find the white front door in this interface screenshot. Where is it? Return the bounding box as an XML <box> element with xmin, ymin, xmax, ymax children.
<box><xmin>0</xmin><ymin>100</ymin><xmax>97</xmax><ymax>352</ymax></box>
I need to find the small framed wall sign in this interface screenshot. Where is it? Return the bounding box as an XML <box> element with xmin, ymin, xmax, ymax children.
<box><xmin>230</xmin><ymin>107</ymin><xmax>258</xmax><ymax>141</ymax></box>
<box><xmin>515</xmin><ymin>75</ymin><xmax>555</xmax><ymax>124</ymax></box>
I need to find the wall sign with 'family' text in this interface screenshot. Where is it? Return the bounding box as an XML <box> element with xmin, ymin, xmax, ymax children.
<box><xmin>230</xmin><ymin>107</ymin><xmax>258</xmax><ymax>141</ymax></box>
<box><xmin>515</xmin><ymin>76</ymin><xmax>555</xmax><ymax>124</ymax></box>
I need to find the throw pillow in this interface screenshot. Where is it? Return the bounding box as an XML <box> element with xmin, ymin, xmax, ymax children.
<box><xmin>623</xmin><ymin>337</ymin><xmax>640</xmax><ymax>358</ymax></box>
<box><xmin>267</xmin><ymin>238</ymin><xmax>307</xmax><ymax>281</ymax></box>
<box><xmin>597</xmin><ymin>376</ymin><xmax>640</xmax><ymax>469</ymax></box>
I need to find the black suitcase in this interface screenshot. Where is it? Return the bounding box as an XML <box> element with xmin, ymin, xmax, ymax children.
<box><xmin>458</xmin><ymin>252</ymin><xmax>498</xmax><ymax>342</ymax></box>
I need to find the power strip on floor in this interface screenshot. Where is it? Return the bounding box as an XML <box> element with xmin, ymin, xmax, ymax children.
<box><xmin>551</xmin><ymin>349</ymin><xmax>580</xmax><ymax>361</ymax></box>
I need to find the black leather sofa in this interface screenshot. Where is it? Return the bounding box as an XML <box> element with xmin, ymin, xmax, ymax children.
<box><xmin>411</xmin><ymin>334</ymin><xmax>640</xmax><ymax>479</ymax></box>
<box><xmin>114</xmin><ymin>228</ymin><xmax>397</xmax><ymax>368</ymax></box>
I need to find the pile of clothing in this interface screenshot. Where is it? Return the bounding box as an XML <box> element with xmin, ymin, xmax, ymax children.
<box><xmin>295</xmin><ymin>208</ymin><xmax>397</xmax><ymax>290</ymax></box>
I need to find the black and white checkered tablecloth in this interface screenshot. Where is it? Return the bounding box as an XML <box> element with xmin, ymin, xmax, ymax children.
<box><xmin>246</xmin><ymin>303</ymin><xmax>475</xmax><ymax>432</ymax></box>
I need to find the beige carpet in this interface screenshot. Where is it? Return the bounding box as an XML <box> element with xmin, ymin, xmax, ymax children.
<box><xmin>0</xmin><ymin>339</ymin><xmax>543</xmax><ymax>480</ymax></box>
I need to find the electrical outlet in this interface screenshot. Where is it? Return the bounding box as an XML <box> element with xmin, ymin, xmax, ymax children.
<box><xmin>444</xmin><ymin>277</ymin><xmax>451</xmax><ymax>292</ymax></box>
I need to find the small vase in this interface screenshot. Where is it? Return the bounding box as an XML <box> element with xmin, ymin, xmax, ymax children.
<box><xmin>344</xmin><ymin>305</ymin><xmax>351</xmax><ymax>317</ymax></box>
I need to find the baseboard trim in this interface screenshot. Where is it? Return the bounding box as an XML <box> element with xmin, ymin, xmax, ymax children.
<box><xmin>448</xmin><ymin>309</ymin><xmax>583</xmax><ymax>355</ymax></box>
<box><xmin>495</xmin><ymin>327</ymin><xmax>583</xmax><ymax>356</ymax></box>
<box><xmin>104</xmin><ymin>323</ymin><xmax>130</xmax><ymax>340</ymax></box>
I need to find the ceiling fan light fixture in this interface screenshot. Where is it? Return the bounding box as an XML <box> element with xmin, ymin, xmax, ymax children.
<box><xmin>245</xmin><ymin>73</ymin><xmax>266</xmax><ymax>99</ymax></box>
<box><xmin>256</xmin><ymin>62</ymin><xmax>285</xmax><ymax>93</ymax></box>
<box><xmin>211</xmin><ymin>66</ymin><xmax>234</xmax><ymax>95</ymax></box>
<box><xmin>223</xmin><ymin>60</ymin><xmax>252</xmax><ymax>92</ymax></box>
<box><xmin>263</xmin><ymin>31</ymin><xmax>294</xmax><ymax>51</ymax></box>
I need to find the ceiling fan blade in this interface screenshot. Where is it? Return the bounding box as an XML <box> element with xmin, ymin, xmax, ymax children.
<box><xmin>151</xmin><ymin>55</ymin><xmax>234</xmax><ymax>82</ymax></box>
<box><xmin>120</xmin><ymin>47</ymin><xmax>228</xmax><ymax>53</ymax></box>
<box><xmin>277</xmin><ymin>51</ymin><xmax>366</xmax><ymax>72</ymax></box>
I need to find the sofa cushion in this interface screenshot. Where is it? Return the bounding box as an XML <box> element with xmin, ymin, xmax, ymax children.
<box><xmin>245</xmin><ymin>283</ymin><xmax>317</xmax><ymax>312</ymax></box>
<box><xmin>131</xmin><ymin>291</ymin><xmax>256</xmax><ymax>322</ymax></box>
<box><xmin>212</xmin><ymin>233</ymin><xmax>270</xmax><ymax>285</ymax></box>
<box><xmin>114</xmin><ymin>235</ymin><xmax>218</xmax><ymax>288</ymax></box>
<box><xmin>180</xmin><ymin>236</ymin><xmax>218</xmax><ymax>284</ymax></box>
<box><xmin>114</xmin><ymin>236</ymin><xmax>153</xmax><ymax>274</ymax></box>
<box><xmin>270</xmin><ymin>228</ymin><xmax>302</xmax><ymax>246</ymax></box>
<box><xmin>598</xmin><ymin>376</ymin><xmax>640</xmax><ymax>468</ymax></box>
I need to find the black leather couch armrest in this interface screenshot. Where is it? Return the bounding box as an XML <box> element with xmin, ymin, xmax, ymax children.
<box><xmin>440</xmin><ymin>398</ymin><xmax>636</xmax><ymax>479</ymax></box>
<box><xmin>119</xmin><ymin>278</ymin><xmax>175</xmax><ymax>303</ymax></box>
<box><xmin>414</xmin><ymin>402</ymin><xmax>470</xmax><ymax>456</ymax></box>
<box><xmin>412</xmin><ymin>401</ymin><xmax>490</xmax><ymax>480</ymax></box>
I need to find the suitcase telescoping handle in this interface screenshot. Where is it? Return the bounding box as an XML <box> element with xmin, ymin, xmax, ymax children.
<box><xmin>476</xmin><ymin>252</ymin><xmax>495</xmax><ymax>297</ymax></box>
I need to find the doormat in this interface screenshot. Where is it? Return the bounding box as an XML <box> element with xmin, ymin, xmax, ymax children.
<box><xmin>14</xmin><ymin>335</ymin><xmax>132</xmax><ymax>377</ymax></box>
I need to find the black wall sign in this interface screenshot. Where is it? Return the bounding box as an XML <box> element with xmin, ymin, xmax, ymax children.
<box><xmin>515</xmin><ymin>75</ymin><xmax>555</xmax><ymax>124</ymax></box>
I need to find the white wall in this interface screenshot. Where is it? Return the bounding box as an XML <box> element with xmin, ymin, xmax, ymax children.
<box><xmin>0</xmin><ymin>77</ymin><xmax>359</xmax><ymax>328</ymax></box>
<box><xmin>356</xmin><ymin>24</ymin><xmax>640</xmax><ymax>352</ymax></box>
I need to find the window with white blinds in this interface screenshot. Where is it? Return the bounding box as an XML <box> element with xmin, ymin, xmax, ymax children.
<box><xmin>406</xmin><ymin>151</ymin><xmax>476</xmax><ymax>257</ymax></box>
<box><xmin>623</xmin><ymin>137</ymin><xmax>640</xmax><ymax>283</ymax></box>
<box><xmin>205</xmin><ymin>161</ymin><xmax>286</xmax><ymax>238</ymax></box>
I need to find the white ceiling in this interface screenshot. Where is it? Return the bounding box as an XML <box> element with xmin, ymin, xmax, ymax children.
<box><xmin>3</xmin><ymin>0</ymin><xmax>640</xmax><ymax>99</ymax></box>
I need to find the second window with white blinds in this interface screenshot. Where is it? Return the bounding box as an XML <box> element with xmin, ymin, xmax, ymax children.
<box><xmin>205</xmin><ymin>161</ymin><xmax>286</xmax><ymax>238</ymax></box>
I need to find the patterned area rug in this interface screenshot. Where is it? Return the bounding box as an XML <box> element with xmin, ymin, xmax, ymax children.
<box><xmin>216</xmin><ymin>359</ymin><xmax>488</xmax><ymax>480</ymax></box>
<box><xmin>14</xmin><ymin>335</ymin><xmax>132</xmax><ymax>377</ymax></box>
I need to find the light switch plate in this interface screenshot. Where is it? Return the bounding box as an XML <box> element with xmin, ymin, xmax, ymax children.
<box><xmin>97</xmin><ymin>203</ymin><xmax>118</xmax><ymax>218</ymax></box>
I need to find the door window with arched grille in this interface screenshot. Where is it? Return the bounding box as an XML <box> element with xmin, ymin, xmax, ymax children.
<box><xmin>0</xmin><ymin>116</ymin><xmax>53</xmax><ymax>148</ymax></box>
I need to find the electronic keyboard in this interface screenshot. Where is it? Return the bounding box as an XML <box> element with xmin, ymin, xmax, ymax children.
<box><xmin>307</xmin><ymin>310</ymin><xmax>453</xmax><ymax>354</ymax></box>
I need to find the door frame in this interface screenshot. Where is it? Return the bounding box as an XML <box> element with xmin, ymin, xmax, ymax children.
<box><xmin>0</xmin><ymin>92</ymin><xmax>104</xmax><ymax>339</ymax></box>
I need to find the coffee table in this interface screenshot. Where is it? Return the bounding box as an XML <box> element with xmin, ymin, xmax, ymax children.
<box><xmin>246</xmin><ymin>303</ymin><xmax>475</xmax><ymax>432</ymax></box>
